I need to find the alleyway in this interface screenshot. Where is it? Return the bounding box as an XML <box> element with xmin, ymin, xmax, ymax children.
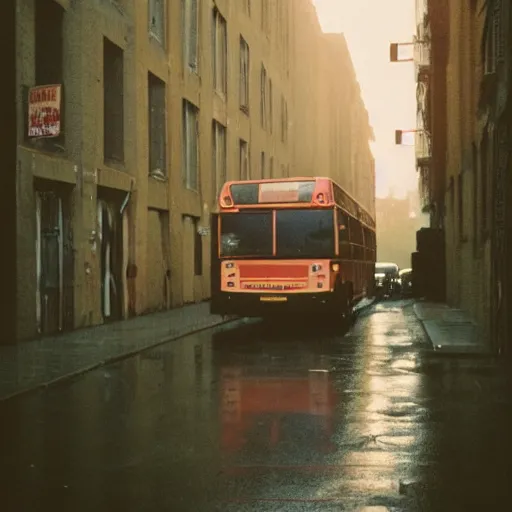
<box><xmin>2</xmin><ymin>301</ymin><xmax>511</xmax><ymax>511</ymax></box>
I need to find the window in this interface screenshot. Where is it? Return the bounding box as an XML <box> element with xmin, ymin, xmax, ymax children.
<box><xmin>183</xmin><ymin>0</ymin><xmax>199</xmax><ymax>72</ymax></box>
<box><xmin>268</xmin><ymin>79</ymin><xmax>273</xmax><ymax>133</ymax></box>
<box><xmin>103</xmin><ymin>38</ymin><xmax>124</xmax><ymax>163</ymax></box>
<box><xmin>484</xmin><ymin>2</ymin><xmax>503</xmax><ymax>74</ymax></box>
<box><xmin>260</xmin><ymin>65</ymin><xmax>267</xmax><ymax>129</ymax></box>
<box><xmin>149</xmin><ymin>0</ymin><xmax>165</xmax><ymax>43</ymax></box>
<box><xmin>281</xmin><ymin>2</ymin><xmax>289</xmax><ymax>73</ymax></box>
<box><xmin>212</xmin><ymin>8</ymin><xmax>227</xmax><ymax>96</ymax></box>
<box><xmin>458</xmin><ymin>173</ymin><xmax>464</xmax><ymax>240</ymax></box>
<box><xmin>480</xmin><ymin>132</ymin><xmax>489</xmax><ymax>239</ymax></box>
<box><xmin>33</xmin><ymin>0</ymin><xmax>65</xmax><ymax>150</ymax></box>
<box><xmin>280</xmin><ymin>95</ymin><xmax>288</xmax><ymax>143</ymax></box>
<box><xmin>194</xmin><ymin>219</ymin><xmax>203</xmax><ymax>275</ymax></box>
<box><xmin>220</xmin><ymin>212</ymin><xmax>273</xmax><ymax>257</ymax></box>
<box><xmin>472</xmin><ymin>143</ymin><xmax>478</xmax><ymax>250</ymax></box>
<box><xmin>261</xmin><ymin>0</ymin><xmax>269</xmax><ymax>33</ymax></box>
<box><xmin>239</xmin><ymin>139</ymin><xmax>249</xmax><ymax>179</ymax></box>
<box><xmin>276</xmin><ymin>210</ymin><xmax>335</xmax><ymax>259</ymax></box>
<box><xmin>260</xmin><ymin>151</ymin><xmax>266</xmax><ymax>178</ymax></box>
<box><xmin>338</xmin><ymin>211</ymin><xmax>351</xmax><ymax>258</ymax></box>
<box><xmin>36</xmin><ymin>0</ymin><xmax>64</xmax><ymax>87</ymax></box>
<box><xmin>148</xmin><ymin>72</ymin><xmax>166</xmax><ymax>176</ymax></box>
<box><xmin>183</xmin><ymin>100</ymin><xmax>199</xmax><ymax>190</ymax></box>
<box><xmin>240</xmin><ymin>37</ymin><xmax>250</xmax><ymax>112</ymax></box>
<box><xmin>212</xmin><ymin>121</ymin><xmax>227</xmax><ymax>200</ymax></box>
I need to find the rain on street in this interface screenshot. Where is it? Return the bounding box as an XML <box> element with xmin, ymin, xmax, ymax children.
<box><xmin>2</xmin><ymin>300</ymin><xmax>512</xmax><ymax>511</ymax></box>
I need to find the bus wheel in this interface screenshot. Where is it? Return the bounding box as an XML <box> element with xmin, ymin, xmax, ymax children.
<box><xmin>332</xmin><ymin>285</ymin><xmax>351</xmax><ymax>331</ymax></box>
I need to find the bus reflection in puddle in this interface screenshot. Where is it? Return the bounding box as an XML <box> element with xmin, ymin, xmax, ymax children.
<box><xmin>220</xmin><ymin>363</ymin><xmax>338</xmax><ymax>471</ymax></box>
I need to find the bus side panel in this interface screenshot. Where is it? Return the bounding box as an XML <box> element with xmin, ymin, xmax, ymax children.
<box><xmin>210</xmin><ymin>213</ymin><xmax>222</xmax><ymax>315</ymax></box>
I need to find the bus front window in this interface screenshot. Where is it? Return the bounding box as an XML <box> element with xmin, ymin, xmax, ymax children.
<box><xmin>220</xmin><ymin>212</ymin><xmax>273</xmax><ymax>257</ymax></box>
<box><xmin>276</xmin><ymin>209</ymin><xmax>335</xmax><ymax>258</ymax></box>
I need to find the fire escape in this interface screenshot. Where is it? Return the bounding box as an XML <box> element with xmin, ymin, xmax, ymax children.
<box><xmin>414</xmin><ymin>2</ymin><xmax>432</xmax><ymax>214</ymax></box>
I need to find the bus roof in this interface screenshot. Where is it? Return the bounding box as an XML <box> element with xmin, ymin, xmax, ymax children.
<box><xmin>216</xmin><ymin>177</ymin><xmax>375</xmax><ymax>229</ymax></box>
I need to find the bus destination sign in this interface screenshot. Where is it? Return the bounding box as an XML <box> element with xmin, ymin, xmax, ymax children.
<box><xmin>229</xmin><ymin>181</ymin><xmax>316</xmax><ymax>205</ymax></box>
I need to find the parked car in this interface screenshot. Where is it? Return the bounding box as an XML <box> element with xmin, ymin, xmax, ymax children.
<box><xmin>375</xmin><ymin>262</ymin><xmax>400</xmax><ymax>299</ymax></box>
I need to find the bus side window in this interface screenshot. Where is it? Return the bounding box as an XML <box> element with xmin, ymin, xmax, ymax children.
<box><xmin>338</xmin><ymin>212</ymin><xmax>349</xmax><ymax>242</ymax></box>
<box><xmin>338</xmin><ymin>212</ymin><xmax>350</xmax><ymax>258</ymax></box>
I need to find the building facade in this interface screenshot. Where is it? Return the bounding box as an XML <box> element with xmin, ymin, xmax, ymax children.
<box><xmin>416</xmin><ymin>0</ymin><xmax>512</xmax><ymax>351</ymax></box>
<box><xmin>14</xmin><ymin>0</ymin><xmax>374</xmax><ymax>342</ymax></box>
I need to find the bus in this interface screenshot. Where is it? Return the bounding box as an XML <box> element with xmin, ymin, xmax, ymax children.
<box><xmin>210</xmin><ymin>177</ymin><xmax>376</xmax><ymax>323</ymax></box>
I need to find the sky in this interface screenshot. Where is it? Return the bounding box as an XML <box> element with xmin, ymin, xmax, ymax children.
<box><xmin>313</xmin><ymin>0</ymin><xmax>417</xmax><ymax>199</ymax></box>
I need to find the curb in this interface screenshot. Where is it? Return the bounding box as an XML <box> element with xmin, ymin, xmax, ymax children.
<box><xmin>0</xmin><ymin>316</ymin><xmax>242</xmax><ymax>403</ymax></box>
<box><xmin>411</xmin><ymin>302</ymin><xmax>494</xmax><ymax>357</ymax></box>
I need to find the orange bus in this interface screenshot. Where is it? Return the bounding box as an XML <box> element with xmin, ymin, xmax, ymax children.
<box><xmin>210</xmin><ymin>177</ymin><xmax>376</xmax><ymax>322</ymax></box>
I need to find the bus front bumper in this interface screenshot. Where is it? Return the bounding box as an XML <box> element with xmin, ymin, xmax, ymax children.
<box><xmin>210</xmin><ymin>291</ymin><xmax>338</xmax><ymax>317</ymax></box>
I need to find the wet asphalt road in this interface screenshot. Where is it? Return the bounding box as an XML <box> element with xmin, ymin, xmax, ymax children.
<box><xmin>2</xmin><ymin>300</ymin><xmax>512</xmax><ymax>511</ymax></box>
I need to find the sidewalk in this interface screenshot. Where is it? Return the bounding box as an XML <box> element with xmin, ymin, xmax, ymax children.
<box><xmin>0</xmin><ymin>296</ymin><xmax>377</xmax><ymax>403</ymax></box>
<box><xmin>413</xmin><ymin>301</ymin><xmax>491</xmax><ymax>355</ymax></box>
<box><xmin>0</xmin><ymin>301</ymin><xmax>239</xmax><ymax>402</ymax></box>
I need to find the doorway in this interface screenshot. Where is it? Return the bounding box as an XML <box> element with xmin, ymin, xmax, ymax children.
<box><xmin>35</xmin><ymin>180</ymin><xmax>74</xmax><ymax>335</ymax></box>
<box><xmin>97</xmin><ymin>187</ymin><xmax>125</xmax><ymax>322</ymax></box>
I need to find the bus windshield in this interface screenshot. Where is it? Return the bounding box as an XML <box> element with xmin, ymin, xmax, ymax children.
<box><xmin>276</xmin><ymin>209</ymin><xmax>334</xmax><ymax>258</ymax></box>
<box><xmin>220</xmin><ymin>211</ymin><xmax>273</xmax><ymax>257</ymax></box>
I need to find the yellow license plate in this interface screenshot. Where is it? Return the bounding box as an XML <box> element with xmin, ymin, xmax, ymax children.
<box><xmin>260</xmin><ymin>296</ymin><xmax>288</xmax><ymax>302</ymax></box>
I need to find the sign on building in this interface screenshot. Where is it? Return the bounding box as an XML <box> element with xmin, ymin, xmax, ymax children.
<box><xmin>28</xmin><ymin>84</ymin><xmax>62</xmax><ymax>138</ymax></box>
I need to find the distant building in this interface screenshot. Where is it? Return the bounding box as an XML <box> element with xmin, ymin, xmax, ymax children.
<box><xmin>376</xmin><ymin>192</ymin><xmax>426</xmax><ymax>269</ymax></box>
<box><xmin>412</xmin><ymin>0</ymin><xmax>509</xmax><ymax>351</ymax></box>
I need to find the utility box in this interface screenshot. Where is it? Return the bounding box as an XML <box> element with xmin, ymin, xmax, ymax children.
<box><xmin>411</xmin><ymin>228</ymin><xmax>446</xmax><ymax>301</ymax></box>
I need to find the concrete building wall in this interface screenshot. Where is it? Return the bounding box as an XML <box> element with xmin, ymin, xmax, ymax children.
<box><xmin>15</xmin><ymin>0</ymin><xmax>374</xmax><ymax>341</ymax></box>
<box><xmin>442</xmin><ymin>0</ymin><xmax>491</xmax><ymax>339</ymax></box>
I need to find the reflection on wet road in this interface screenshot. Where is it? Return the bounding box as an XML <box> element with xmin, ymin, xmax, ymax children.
<box><xmin>2</xmin><ymin>300</ymin><xmax>512</xmax><ymax>511</ymax></box>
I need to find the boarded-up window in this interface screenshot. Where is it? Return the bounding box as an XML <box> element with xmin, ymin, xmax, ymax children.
<box><xmin>239</xmin><ymin>139</ymin><xmax>249</xmax><ymax>180</ymax></box>
<box><xmin>240</xmin><ymin>36</ymin><xmax>250</xmax><ymax>112</ymax></box>
<box><xmin>280</xmin><ymin>95</ymin><xmax>288</xmax><ymax>144</ymax></box>
<box><xmin>260</xmin><ymin>65</ymin><xmax>267</xmax><ymax>129</ymax></box>
<box><xmin>212</xmin><ymin>7</ymin><xmax>227</xmax><ymax>96</ymax></box>
<box><xmin>183</xmin><ymin>100</ymin><xmax>199</xmax><ymax>190</ymax></box>
<box><xmin>104</xmin><ymin>38</ymin><xmax>124</xmax><ymax>163</ymax></box>
<box><xmin>261</xmin><ymin>0</ymin><xmax>269</xmax><ymax>33</ymax></box>
<box><xmin>184</xmin><ymin>0</ymin><xmax>199</xmax><ymax>71</ymax></box>
<box><xmin>149</xmin><ymin>0</ymin><xmax>165</xmax><ymax>43</ymax></box>
<box><xmin>148</xmin><ymin>72</ymin><xmax>166</xmax><ymax>175</ymax></box>
<box><xmin>268</xmin><ymin>79</ymin><xmax>273</xmax><ymax>133</ymax></box>
<box><xmin>34</xmin><ymin>0</ymin><xmax>65</xmax><ymax>150</ymax></box>
<box><xmin>212</xmin><ymin>121</ymin><xmax>227</xmax><ymax>200</ymax></box>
